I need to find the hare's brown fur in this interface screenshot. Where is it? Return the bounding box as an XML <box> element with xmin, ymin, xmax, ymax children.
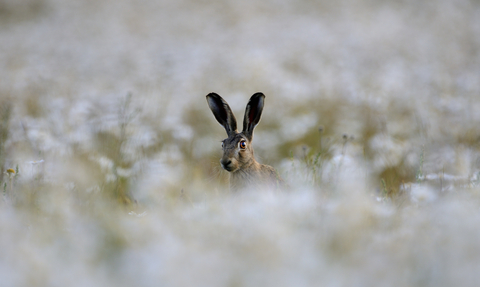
<box><xmin>230</xmin><ymin>161</ymin><xmax>280</xmax><ymax>191</ymax></box>
<box><xmin>206</xmin><ymin>92</ymin><xmax>282</xmax><ymax>191</ymax></box>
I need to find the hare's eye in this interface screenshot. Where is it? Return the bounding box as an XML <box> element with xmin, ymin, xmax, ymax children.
<box><xmin>239</xmin><ymin>140</ymin><xmax>247</xmax><ymax>149</ymax></box>
<box><xmin>221</xmin><ymin>142</ymin><xmax>224</xmax><ymax>148</ymax></box>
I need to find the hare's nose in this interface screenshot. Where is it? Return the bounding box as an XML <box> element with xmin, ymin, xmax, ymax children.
<box><xmin>221</xmin><ymin>159</ymin><xmax>232</xmax><ymax>167</ymax></box>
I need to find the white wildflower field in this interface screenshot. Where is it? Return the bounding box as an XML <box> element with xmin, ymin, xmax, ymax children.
<box><xmin>1</xmin><ymin>0</ymin><xmax>480</xmax><ymax>286</ymax></box>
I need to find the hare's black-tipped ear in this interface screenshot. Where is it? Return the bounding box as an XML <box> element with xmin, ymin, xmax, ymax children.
<box><xmin>242</xmin><ymin>92</ymin><xmax>265</xmax><ymax>141</ymax></box>
<box><xmin>206</xmin><ymin>93</ymin><xmax>237</xmax><ymax>136</ymax></box>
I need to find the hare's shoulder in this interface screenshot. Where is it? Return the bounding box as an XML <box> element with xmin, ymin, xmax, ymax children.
<box><xmin>259</xmin><ymin>164</ymin><xmax>285</xmax><ymax>189</ymax></box>
<box><xmin>260</xmin><ymin>163</ymin><xmax>276</xmax><ymax>173</ymax></box>
<box><xmin>259</xmin><ymin>164</ymin><xmax>281</xmax><ymax>181</ymax></box>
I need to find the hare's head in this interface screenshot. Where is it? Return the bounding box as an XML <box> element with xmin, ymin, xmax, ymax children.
<box><xmin>206</xmin><ymin>92</ymin><xmax>265</xmax><ymax>173</ymax></box>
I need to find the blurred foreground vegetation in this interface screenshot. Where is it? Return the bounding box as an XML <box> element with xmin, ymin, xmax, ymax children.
<box><xmin>1</xmin><ymin>0</ymin><xmax>480</xmax><ymax>286</ymax></box>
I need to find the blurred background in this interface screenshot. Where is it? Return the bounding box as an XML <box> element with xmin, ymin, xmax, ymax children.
<box><xmin>1</xmin><ymin>0</ymin><xmax>480</xmax><ymax>286</ymax></box>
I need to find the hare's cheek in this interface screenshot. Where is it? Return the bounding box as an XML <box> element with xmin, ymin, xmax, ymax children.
<box><xmin>237</xmin><ymin>149</ymin><xmax>244</xmax><ymax>158</ymax></box>
<box><xmin>238</xmin><ymin>149</ymin><xmax>250</xmax><ymax>160</ymax></box>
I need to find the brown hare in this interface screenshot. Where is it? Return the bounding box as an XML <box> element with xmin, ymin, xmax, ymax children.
<box><xmin>206</xmin><ymin>92</ymin><xmax>283</xmax><ymax>191</ymax></box>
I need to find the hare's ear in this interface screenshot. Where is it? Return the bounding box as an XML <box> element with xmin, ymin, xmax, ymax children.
<box><xmin>242</xmin><ymin>92</ymin><xmax>265</xmax><ymax>141</ymax></box>
<box><xmin>206</xmin><ymin>93</ymin><xmax>237</xmax><ymax>136</ymax></box>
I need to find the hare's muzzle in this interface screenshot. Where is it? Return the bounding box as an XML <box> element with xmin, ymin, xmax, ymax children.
<box><xmin>220</xmin><ymin>158</ymin><xmax>237</xmax><ymax>172</ymax></box>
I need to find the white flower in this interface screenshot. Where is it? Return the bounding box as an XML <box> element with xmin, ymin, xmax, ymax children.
<box><xmin>116</xmin><ymin>167</ymin><xmax>133</xmax><ymax>178</ymax></box>
<box><xmin>5</xmin><ymin>168</ymin><xmax>15</xmax><ymax>179</ymax></box>
<box><xmin>410</xmin><ymin>184</ymin><xmax>437</xmax><ymax>204</ymax></box>
<box><xmin>27</xmin><ymin>159</ymin><xmax>44</xmax><ymax>165</ymax></box>
<box><xmin>128</xmin><ymin>211</ymin><xmax>147</xmax><ymax>217</ymax></box>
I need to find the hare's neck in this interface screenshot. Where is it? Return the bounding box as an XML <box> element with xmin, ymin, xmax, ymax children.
<box><xmin>241</xmin><ymin>156</ymin><xmax>260</xmax><ymax>171</ymax></box>
<box><xmin>229</xmin><ymin>160</ymin><xmax>261</xmax><ymax>191</ymax></box>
